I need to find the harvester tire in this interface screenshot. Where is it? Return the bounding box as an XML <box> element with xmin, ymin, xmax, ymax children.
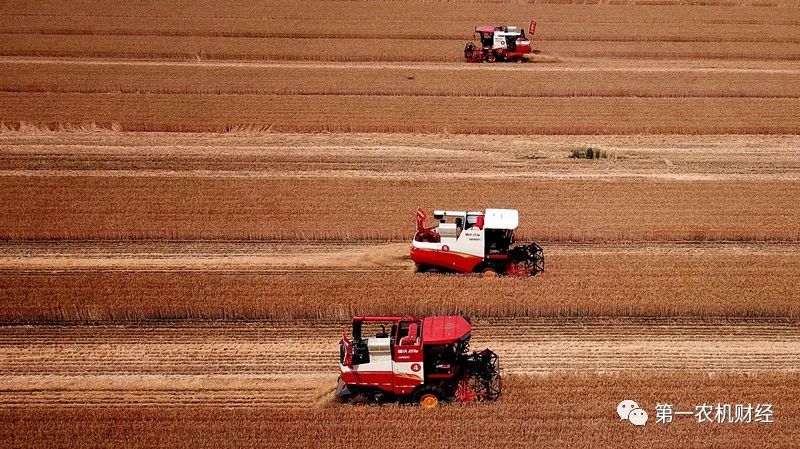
<box><xmin>349</xmin><ymin>394</ymin><xmax>370</xmax><ymax>406</ymax></box>
<box><xmin>416</xmin><ymin>264</ymin><xmax>444</xmax><ymax>274</ymax></box>
<box><xmin>482</xmin><ymin>268</ymin><xmax>497</xmax><ymax>278</ymax></box>
<box><xmin>486</xmin><ymin>53</ymin><xmax>497</xmax><ymax>63</ymax></box>
<box><xmin>414</xmin><ymin>386</ymin><xmax>445</xmax><ymax>408</ymax></box>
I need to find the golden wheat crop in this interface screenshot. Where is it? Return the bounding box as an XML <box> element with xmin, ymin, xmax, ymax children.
<box><xmin>1</xmin><ymin>0</ymin><xmax>798</xmax><ymax>62</ymax></box>
<box><xmin>1</xmin><ymin>173</ymin><xmax>798</xmax><ymax>241</ymax></box>
<box><xmin>1</xmin><ymin>244</ymin><xmax>798</xmax><ymax>322</ymax></box>
<box><xmin>3</xmin><ymin>319</ymin><xmax>795</xmax><ymax>376</ymax></box>
<box><xmin>2</xmin><ymin>0</ymin><xmax>798</xmax><ymax>133</ymax></box>
<box><xmin>1</xmin><ymin>133</ymin><xmax>799</xmax><ymax>242</ymax></box>
<box><xmin>1</xmin><ymin>0</ymin><xmax>798</xmax><ymax>447</ymax></box>
<box><xmin>4</xmin><ymin>60</ymin><xmax>800</xmax><ymax>99</ymax></box>
<box><xmin>2</xmin><ymin>91</ymin><xmax>799</xmax><ymax>134</ymax></box>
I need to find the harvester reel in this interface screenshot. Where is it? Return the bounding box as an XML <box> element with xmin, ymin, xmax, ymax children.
<box><xmin>464</xmin><ymin>42</ymin><xmax>478</xmax><ymax>61</ymax></box>
<box><xmin>509</xmin><ymin>242</ymin><xmax>545</xmax><ymax>276</ymax></box>
<box><xmin>462</xmin><ymin>348</ymin><xmax>502</xmax><ymax>402</ymax></box>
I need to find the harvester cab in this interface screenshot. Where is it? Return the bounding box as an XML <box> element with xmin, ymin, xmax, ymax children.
<box><xmin>337</xmin><ymin>315</ymin><xmax>501</xmax><ymax>407</ymax></box>
<box><xmin>412</xmin><ymin>207</ymin><xmax>544</xmax><ymax>277</ymax></box>
<box><xmin>465</xmin><ymin>21</ymin><xmax>536</xmax><ymax>63</ymax></box>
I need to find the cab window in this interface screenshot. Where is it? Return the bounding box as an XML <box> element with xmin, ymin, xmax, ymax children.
<box><xmin>396</xmin><ymin>321</ymin><xmax>420</xmax><ymax>346</ymax></box>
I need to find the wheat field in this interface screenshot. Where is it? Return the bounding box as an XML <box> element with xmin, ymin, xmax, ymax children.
<box><xmin>2</xmin><ymin>1</ymin><xmax>800</xmax><ymax>133</ymax></box>
<box><xmin>1</xmin><ymin>133</ymin><xmax>799</xmax><ymax>241</ymax></box>
<box><xmin>1</xmin><ymin>373</ymin><xmax>798</xmax><ymax>448</ymax></box>
<box><xmin>2</xmin><ymin>0</ymin><xmax>800</xmax><ymax>447</ymax></box>
<box><xmin>1</xmin><ymin>241</ymin><xmax>799</xmax><ymax>321</ymax></box>
<box><xmin>1</xmin><ymin>323</ymin><xmax>798</xmax><ymax>447</ymax></box>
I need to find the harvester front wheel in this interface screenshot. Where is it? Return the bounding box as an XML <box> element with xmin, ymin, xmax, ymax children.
<box><xmin>420</xmin><ymin>394</ymin><xmax>438</xmax><ymax>408</ymax></box>
<box><xmin>414</xmin><ymin>386</ymin><xmax>445</xmax><ymax>408</ymax></box>
<box><xmin>482</xmin><ymin>268</ymin><xmax>497</xmax><ymax>278</ymax></box>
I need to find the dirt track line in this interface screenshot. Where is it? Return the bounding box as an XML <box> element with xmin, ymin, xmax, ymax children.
<box><xmin>3</xmin><ymin>169</ymin><xmax>800</xmax><ymax>181</ymax></box>
<box><xmin>0</xmin><ymin>241</ymin><xmax>797</xmax><ymax>272</ymax></box>
<box><xmin>2</xmin><ymin>56</ymin><xmax>800</xmax><ymax>74</ymax></box>
<box><xmin>9</xmin><ymin>88</ymin><xmax>800</xmax><ymax>100</ymax></box>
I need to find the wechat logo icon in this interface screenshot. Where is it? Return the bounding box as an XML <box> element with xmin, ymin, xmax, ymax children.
<box><xmin>617</xmin><ymin>400</ymin><xmax>648</xmax><ymax>427</ymax></box>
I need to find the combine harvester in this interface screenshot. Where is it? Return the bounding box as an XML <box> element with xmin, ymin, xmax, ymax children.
<box><xmin>411</xmin><ymin>208</ymin><xmax>544</xmax><ymax>277</ymax></box>
<box><xmin>337</xmin><ymin>315</ymin><xmax>501</xmax><ymax>407</ymax></box>
<box><xmin>464</xmin><ymin>21</ymin><xmax>537</xmax><ymax>63</ymax></box>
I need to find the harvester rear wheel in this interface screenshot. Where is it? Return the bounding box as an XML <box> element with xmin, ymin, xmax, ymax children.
<box><xmin>349</xmin><ymin>394</ymin><xmax>370</xmax><ymax>407</ymax></box>
<box><xmin>416</xmin><ymin>264</ymin><xmax>445</xmax><ymax>274</ymax></box>
<box><xmin>482</xmin><ymin>268</ymin><xmax>497</xmax><ymax>278</ymax></box>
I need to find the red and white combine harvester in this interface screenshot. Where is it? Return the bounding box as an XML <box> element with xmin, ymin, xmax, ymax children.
<box><xmin>337</xmin><ymin>315</ymin><xmax>501</xmax><ymax>407</ymax></box>
<box><xmin>464</xmin><ymin>21</ymin><xmax>537</xmax><ymax>63</ymax></box>
<box><xmin>411</xmin><ymin>208</ymin><xmax>544</xmax><ymax>277</ymax></box>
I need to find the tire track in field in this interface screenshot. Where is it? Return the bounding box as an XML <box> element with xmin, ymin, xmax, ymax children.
<box><xmin>0</xmin><ymin>318</ymin><xmax>797</xmax><ymax>408</ymax></box>
<box><xmin>4</xmin><ymin>57</ymin><xmax>800</xmax><ymax>73</ymax></box>
<box><xmin>0</xmin><ymin>241</ymin><xmax>411</xmax><ymax>273</ymax></box>
<box><xmin>1</xmin><ymin>241</ymin><xmax>797</xmax><ymax>273</ymax></box>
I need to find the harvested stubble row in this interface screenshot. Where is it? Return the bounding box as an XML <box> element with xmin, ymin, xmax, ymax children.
<box><xmin>1</xmin><ymin>373</ymin><xmax>797</xmax><ymax>449</ymax></box>
<box><xmin>1</xmin><ymin>132</ymin><xmax>798</xmax><ymax>176</ymax></box>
